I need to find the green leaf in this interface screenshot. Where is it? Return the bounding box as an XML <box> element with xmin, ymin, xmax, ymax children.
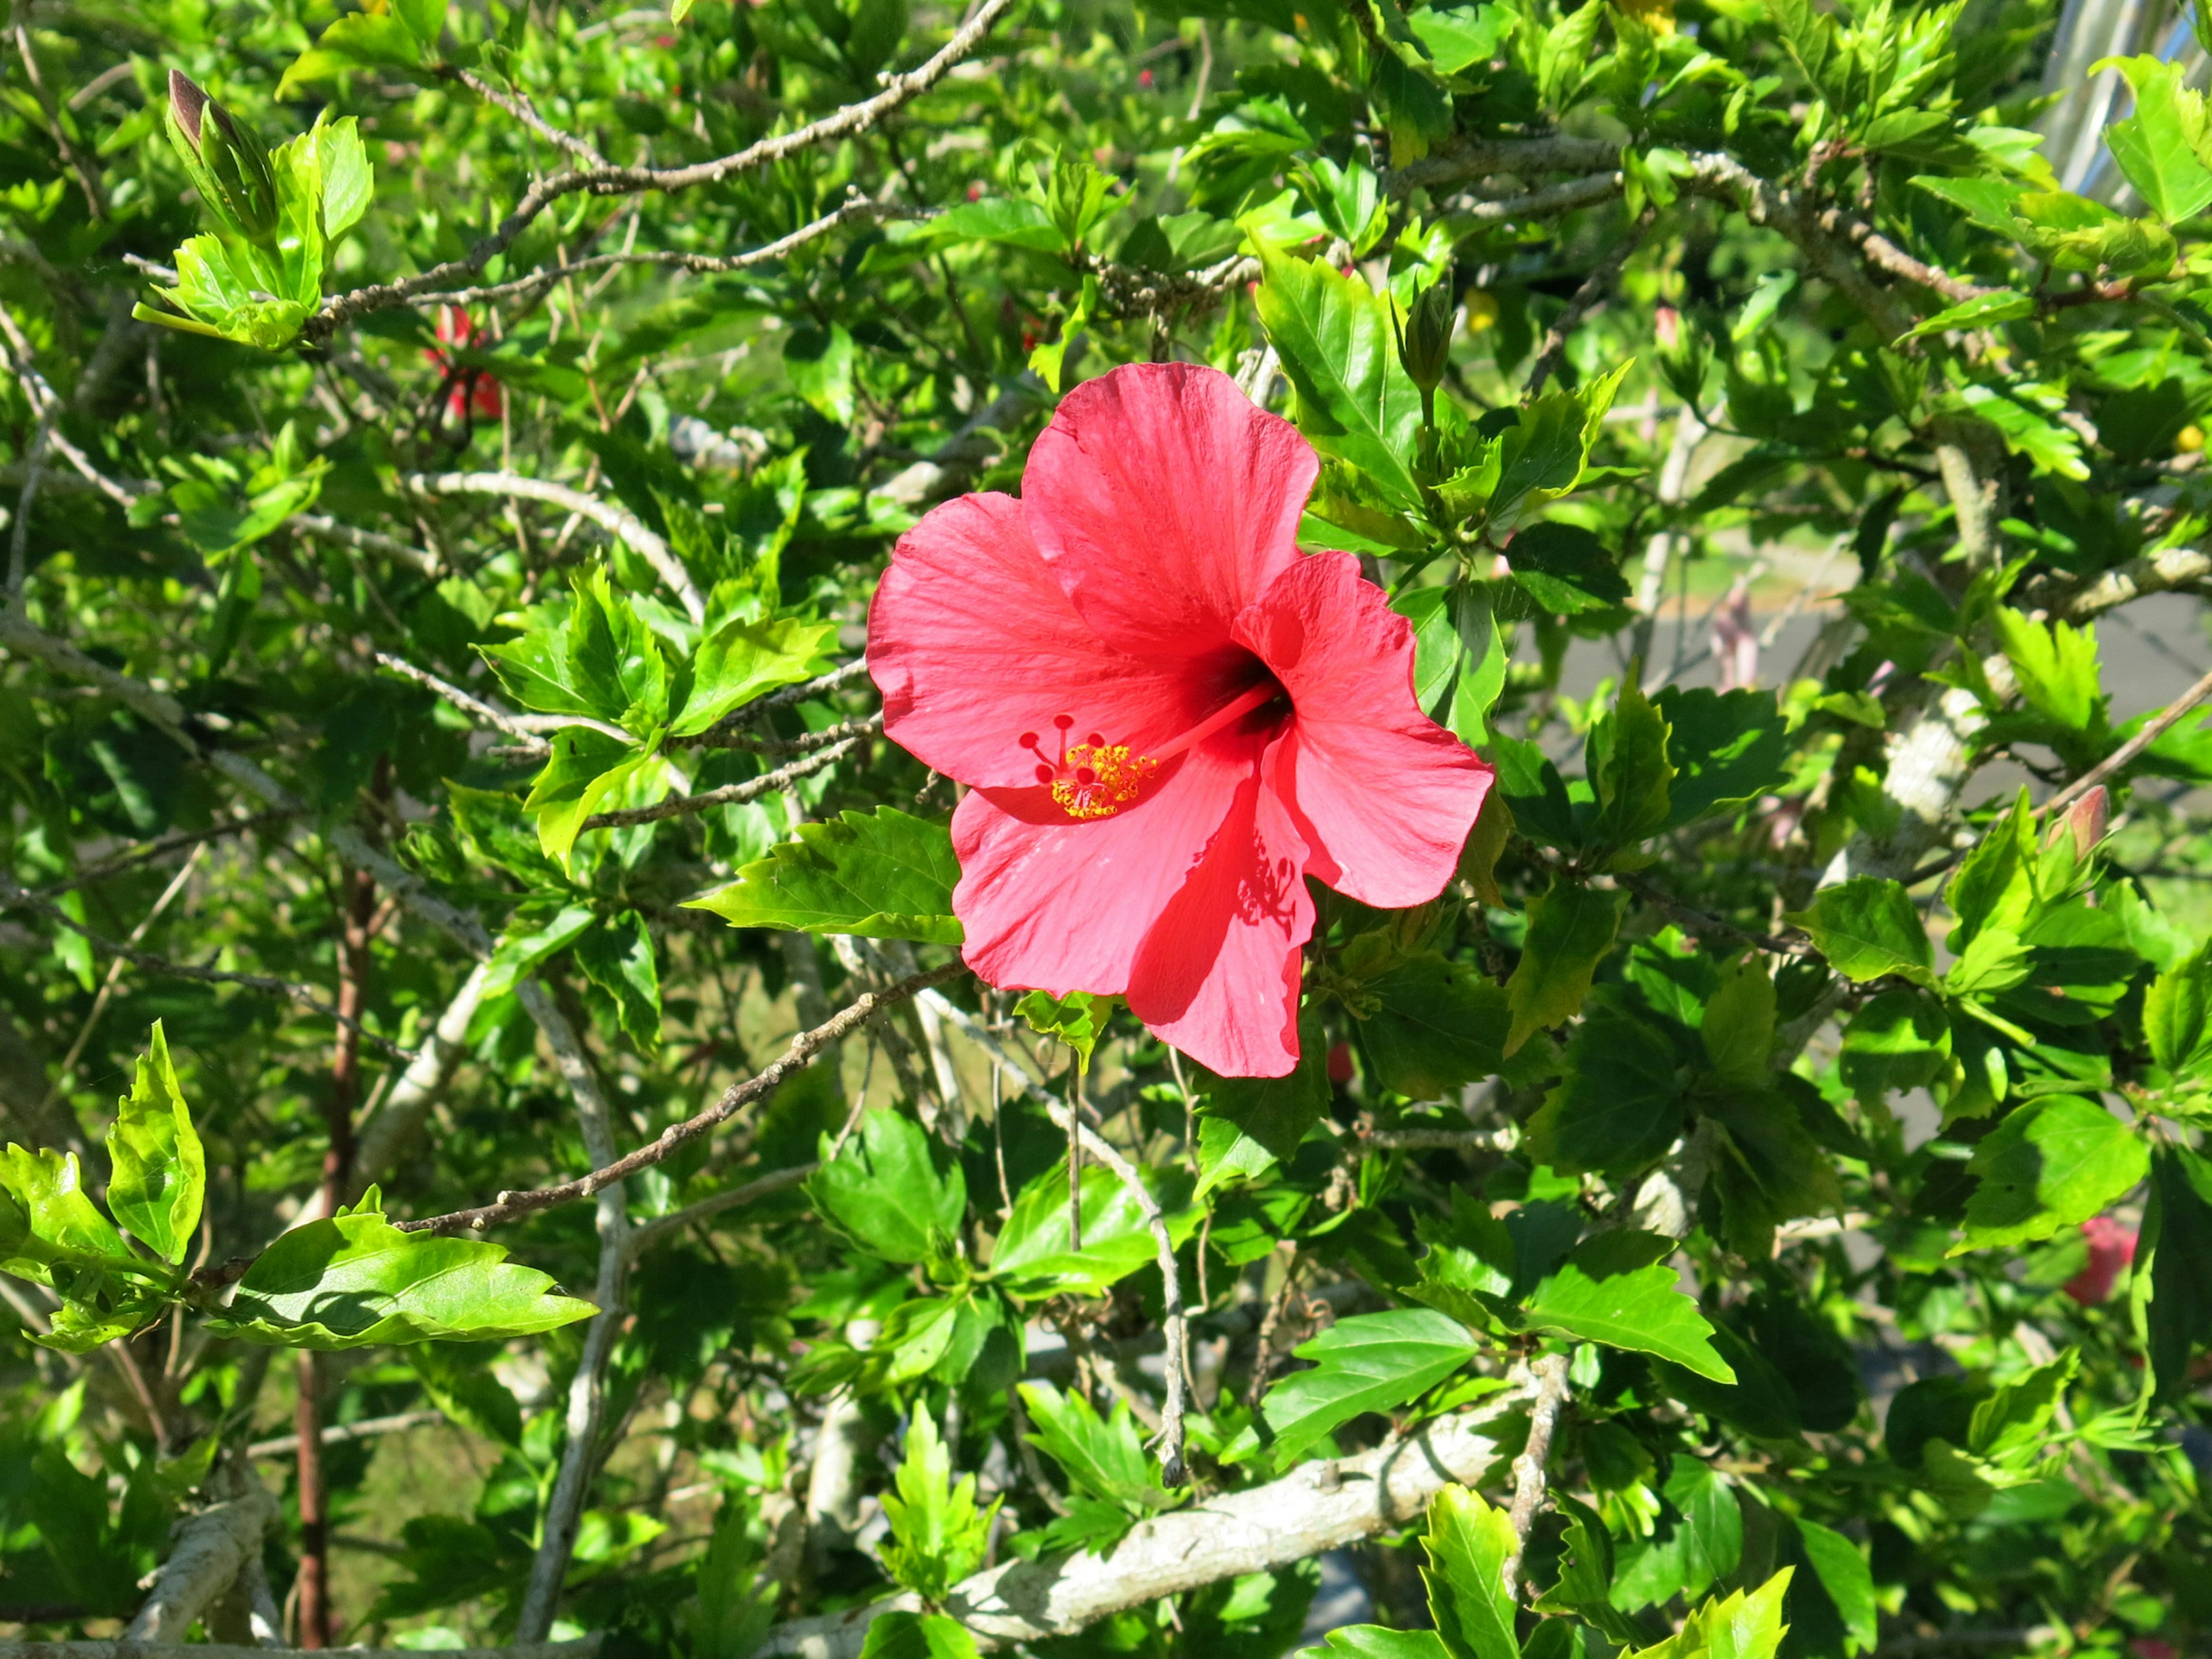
<box><xmin>2146</xmin><ymin>941</ymin><xmax>2212</xmax><ymax>1085</ymax></box>
<box><xmin>1017</xmin><ymin>990</ymin><xmax>1115</xmax><ymax>1075</ymax></box>
<box><xmin>1588</xmin><ymin>672</ymin><xmax>1673</xmax><ymax>853</ymax></box>
<box><xmin>526</xmin><ymin>727</ymin><xmax>657</xmax><ymax>861</ymax></box>
<box><xmin>879</xmin><ymin>1406</ymin><xmax>997</xmax><ymax>1604</ymax></box>
<box><xmin>1793</xmin><ymin>1517</ymin><xmax>1877</xmax><ymax>1657</ymax></box>
<box><xmin>1198</xmin><ymin>1009</ymin><xmax>1331</xmax><ymax>1161</ymax></box>
<box><xmin>859</xmin><ymin>1613</ymin><xmax>982</xmax><ymax>1659</ymax></box>
<box><xmin>1447</xmin><ymin>582</ymin><xmax>1509</xmax><ymax>746</ymax></box>
<box><xmin>208</xmin><ymin>1200</ymin><xmax>596</xmax><ymax>1347</ymax></box>
<box><xmin>0</xmin><ymin>1145</ymin><xmax>135</xmax><ymax>1282</ymax></box>
<box><xmin>574</xmin><ymin>911</ymin><xmax>662</xmax><ymax>1051</ymax></box>
<box><xmin>785</xmin><ymin>324</ymin><xmax>857</xmax><ymax>425</ymax></box>
<box><xmin>481</xmin><ymin>902</ymin><xmax>597</xmax><ymax>1001</ymax></box>
<box><xmin>808</xmin><ymin>1108</ymin><xmax>965</xmax><ymax>1266</ymax></box>
<box><xmin>482</xmin><ymin>569</ymin><xmax>669</xmax><ymax>732</ymax></box>
<box><xmin>672</xmin><ymin>615</ymin><xmax>838</xmax><ymax>736</ymax></box>
<box><xmin>1517</xmin><ymin>1233</ymin><xmax>1734</xmax><ymax>1382</ymax></box>
<box><xmin>2093</xmin><ymin>55</ymin><xmax>2212</xmax><ymax>223</ymax></box>
<box><xmin>1946</xmin><ymin>789</ymin><xmax>2038</xmax><ymax>951</ymax></box>
<box><xmin>1249</xmin><ymin>236</ymin><xmax>1425</xmax><ymax>510</ymax></box>
<box><xmin>1955</xmin><ymin>1094</ymin><xmax>2147</xmax><ymax>1252</ymax></box>
<box><xmin>686</xmin><ymin>808</ymin><xmax>961</xmax><ymax>944</ymax></box>
<box><xmin>1525</xmin><ymin>1003</ymin><xmax>1683</xmax><ymax>1176</ymax></box>
<box><xmin>1486</xmin><ymin>363</ymin><xmax>1631</xmax><ymax>536</ymax></box>
<box><xmin>1785</xmin><ymin>878</ymin><xmax>1934</xmax><ymax>988</ymax></box>
<box><xmin>104</xmin><ymin>1022</ymin><xmax>204</xmax><ymax>1266</ymax></box>
<box><xmin>1957</xmin><ymin>382</ymin><xmax>2089</xmax><ymax>481</ymax></box>
<box><xmin>1016</xmin><ymin>1381</ymin><xmax>1176</xmax><ymax>1512</ymax></box>
<box><xmin>1504</xmin><ymin>878</ymin><xmax>1627</xmax><ymax>1054</ymax></box>
<box><xmin>1261</xmin><ymin>1309</ymin><xmax>1480</xmax><ymax>1463</ymax></box>
<box><xmin>1992</xmin><ymin>608</ymin><xmax>2102</xmax><ymax>733</ymax></box>
<box><xmin>1355</xmin><ymin>952</ymin><xmax>1509</xmax><ymax>1098</ymax></box>
<box><xmin>1839</xmin><ymin>988</ymin><xmax>1952</xmax><ymax>1108</ymax></box>
<box><xmin>1409</xmin><ymin>3</ymin><xmax>1516</xmax><ymax>72</ymax></box>
<box><xmin>690</xmin><ymin>1505</ymin><xmax>777</xmax><ymax>1659</ymax></box>
<box><xmin>1653</xmin><ymin>688</ymin><xmax>1791</xmax><ymax>829</ymax></box>
<box><xmin>1508</xmin><ymin>522</ymin><xmax>1631</xmax><ymax>616</ymax></box>
<box><xmin>2141</xmin><ymin>1144</ymin><xmax>2212</xmax><ymax>1400</ymax></box>
<box><xmin>1901</xmin><ymin>289</ymin><xmax>2033</xmax><ymax>341</ymax></box>
<box><xmin>392</xmin><ymin>0</ymin><xmax>447</xmax><ymax>51</ymax></box>
<box><xmin>307</xmin><ymin>12</ymin><xmax>424</xmax><ymax>71</ymax></box>
<box><xmin>313</xmin><ymin>113</ymin><xmax>373</xmax><ymax>239</ymax></box>
<box><xmin>991</xmin><ymin>1160</ymin><xmax>1198</xmax><ymax>1298</ymax></box>
<box><xmin>1700</xmin><ymin>958</ymin><xmax>1774</xmax><ymax>1087</ymax></box>
<box><xmin>1421</xmin><ymin>1485</ymin><xmax>1520</xmax><ymax>1659</ymax></box>
<box><xmin>1324</xmin><ymin>1631</ymin><xmax>1453</xmax><ymax>1659</ymax></box>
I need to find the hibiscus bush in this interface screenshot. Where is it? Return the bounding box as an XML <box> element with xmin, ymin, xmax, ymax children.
<box><xmin>5</xmin><ymin>0</ymin><xmax>2212</xmax><ymax>1654</ymax></box>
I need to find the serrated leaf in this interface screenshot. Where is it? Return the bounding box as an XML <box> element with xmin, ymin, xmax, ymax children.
<box><xmin>208</xmin><ymin>1205</ymin><xmax>596</xmax><ymax>1347</ymax></box>
<box><xmin>1016</xmin><ymin>1381</ymin><xmax>1176</xmax><ymax>1512</ymax></box>
<box><xmin>1517</xmin><ymin>1234</ymin><xmax>1734</xmax><ymax>1382</ymax></box>
<box><xmin>1525</xmin><ymin>1003</ymin><xmax>1683</xmax><ymax>1176</ymax></box>
<box><xmin>686</xmin><ymin>807</ymin><xmax>961</xmax><ymax>944</ymax></box>
<box><xmin>1355</xmin><ymin>952</ymin><xmax>1509</xmax><ymax>1098</ymax></box>
<box><xmin>1261</xmin><ymin>1309</ymin><xmax>1480</xmax><ymax>1463</ymax></box>
<box><xmin>1421</xmin><ymin>1485</ymin><xmax>1520</xmax><ymax>1659</ymax></box>
<box><xmin>574</xmin><ymin>910</ymin><xmax>662</xmax><ymax>1051</ymax></box>
<box><xmin>808</xmin><ymin>1107</ymin><xmax>965</xmax><ymax>1267</ymax></box>
<box><xmin>672</xmin><ymin>615</ymin><xmax>838</xmax><ymax>736</ymax></box>
<box><xmin>880</xmin><ymin>1406</ymin><xmax>997</xmax><ymax>1603</ymax></box>
<box><xmin>1505</xmin><ymin>878</ymin><xmax>1627</xmax><ymax>1053</ymax></box>
<box><xmin>1955</xmin><ymin>1094</ymin><xmax>2147</xmax><ymax>1251</ymax></box>
<box><xmin>105</xmin><ymin>1022</ymin><xmax>204</xmax><ymax>1266</ymax></box>
<box><xmin>991</xmin><ymin>1159</ymin><xmax>1198</xmax><ymax>1298</ymax></box>
<box><xmin>2142</xmin><ymin>1144</ymin><xmax>2212</xmax><ymax>1400</ymax></box>
<box><xmin>1786</xmin><ymin>878</ymin><xmax>1934</xmax><ymax>987</ymax></box>
<box><xmin>0</xmin><ymin>1145</ymin><xmax>136</xmax><ymax>1283</ymax></box>
<box><xmin>1653</xmin><ymin>687</ymin><xmax>1791</xmax><ymax>829</ymax></box>
<box><xmin>1249</xmin><ymin>236</ymin><xmax>1425</xmax><ymax>510</ymax></box>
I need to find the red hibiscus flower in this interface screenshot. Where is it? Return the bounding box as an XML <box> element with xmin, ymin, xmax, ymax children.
<box><xmin>2063</xmin><ymin>1213</ymin><xmax>2137</xmax><ymax>1305</ymax></box>
<box><xmin>868</xmin><ymin>362</ymin><xmax>1493</xmax><ymax>1077</ymax></box>
<box><xmin>427</xmin><ymin>306</ymin><xmax>503</xmax><ymax>424</ymax></box>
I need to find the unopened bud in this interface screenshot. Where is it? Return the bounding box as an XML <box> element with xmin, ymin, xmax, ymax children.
<box><xmin>2050</xmin><ymin>784</ymin><xmax>2109</xmax><ymax>862</ymax></box>
<box><xmin>168</xmin><ymin>69</ymin><xmax>207</xmax><ymax>150</ymax></box>
<box><xmin>1397</xmin><ymin>275</ymin><xmax>1456</xmax><ymax>394</ymax></box>
<box><xmin>165</xmin><ymin>69</ymin><xmax>279</xmax><ymax>245</ymax></box>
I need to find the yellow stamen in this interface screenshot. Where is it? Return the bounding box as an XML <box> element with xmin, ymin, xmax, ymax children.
<box><xmin>1051</xmin><ymin>743</ymin><xmax>1158</xmax><ymax>820</ymax></box>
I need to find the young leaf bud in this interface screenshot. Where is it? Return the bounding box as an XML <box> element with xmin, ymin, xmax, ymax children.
<box><xmin>1397</xmin><ymin>275</ymin><xmax>1456</xmax><ymax>396</ymax></box>
<box><xmin>164</xmin><ymin>69</ymin><xmax>280</xmax><ymax>245</ymax></box>
<box><xmin>2051</xmin><ymin>784</ymin><xmax>2109</xmax><ymax>863</ymax></box>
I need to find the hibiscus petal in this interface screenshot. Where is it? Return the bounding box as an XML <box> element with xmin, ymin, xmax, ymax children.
<box><xmin>950</xmin><ymin>729</ymin><xmax>1268</xmax><ymax>997</ymax></box>
<box><xmin>1237</xmin><ymin>551</ymin><xmax>1493</xmax><ymax>909</ymax></box>
<box><xmin>868</xmin><ymin>491</ymin><xmax>1200</xmax><ymax>788</ymax></box>
<box><xmin>1023</xmin><ymin>363</ymin><xmax>1316</xmax><ymax>660</ymax></box>
<box><xmin>1126</xmin><ymin>744</ymin><xmax>1313</xmax><ymax>1078</ymax></box>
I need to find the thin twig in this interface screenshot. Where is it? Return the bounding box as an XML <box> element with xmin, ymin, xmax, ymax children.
<box><xmin>666</xmin><ymin>660</ymin><xmax>875</xmax><ymax>749</ymax></box>
<box><xmin>408</xmin><ymin>198</ymin><xmax>931</xmax><ymax>310</ymax></box>
<box><xmin>626</xmin><ymin>1162</ymin><xmax>816</xmax><ymax>1253</ymax></box>
<box><xmin>581</xmin><ymin>737</ymin><xmax>863</xmax><ymax>830</ymax></box>
<box><xmin>1501</xmin><ymin>1350</ymin><xmax>1572</xmax><ymax>1593</ymax></box>
<box><xmin>1525</xmin><ymin>208</ymin><xmax>1653</xmax><ymax>396</ymax></box>
<box><xmin>358</xmin><ymin>965</ymin><xmax>963</xmax><ymax>1240</ymax></box>
<box><xmin>1908</xmin><ymin>660</ymin><xmax>2212</xmax><ymax>885</ymax></box>
<box><xmin>304</xmin><ymin>0</ymin><xmax>1017</xmax><ymax>340</ymax></box>
<box><xmin>33</xmin><ymin>810</ymin><xmax>297</xmax><ymax>897</ymax></box>
<box><xmin>0</xmin><ymin>874</ymin><xmax>417</xmax><ymax>1062</ymax></box>
<box><xmin>37</xmin><ymin>843</ymin><xmax>203</xmax><ymax>1123</ymax></box>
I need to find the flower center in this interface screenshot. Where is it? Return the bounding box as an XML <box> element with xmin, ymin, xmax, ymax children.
<box><xmin>1020</xmin><ymin>679</ymin><xmax>1286</xmax><ymax>822</ymax></box>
